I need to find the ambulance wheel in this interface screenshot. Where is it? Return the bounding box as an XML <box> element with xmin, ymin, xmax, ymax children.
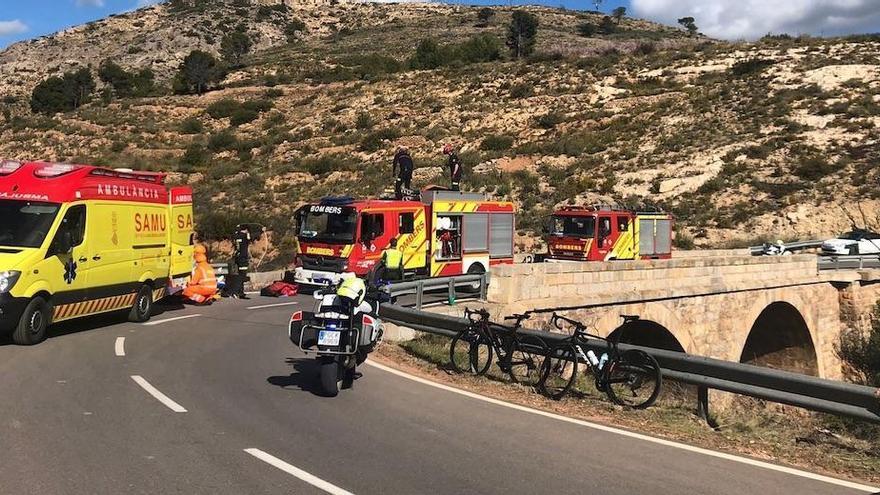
<box><xmin>129</xmin><ymin>285</ymin><xmax>153</xmax><ymax>323</ymax></box>
<box><xmin>13</xmin><ymin>297</ymin><xmax>50</xmax><ymax>346</ymax></box>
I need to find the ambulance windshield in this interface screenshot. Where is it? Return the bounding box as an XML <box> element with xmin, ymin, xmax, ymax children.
<box><xmin>0</xmin><ymin>200</ymin><xmax>61</xmax><ymax>248</ymax></box>
<box><xmin>551</xmin><ymin>215</ymin><xmax>596</xmax><ymax>238</ymax></box>
<box><xmin>298</xmin><ymin>205</ymin><xmax>358</xmax><ymax>244</ymax></box>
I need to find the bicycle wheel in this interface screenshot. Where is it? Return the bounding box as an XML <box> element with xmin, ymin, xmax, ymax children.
<box><xmin>538</xmin><ymin>344</ymin><xmax>578</xmax><ymax>400</ymax></box>
<box><xmin>449</xmin><ymin>328</ymin><xmax>493</xmax><ymax>375</ymax></box>
<box><xmin>604</xmin><ymin>349</ymin><xmax>662</xmax><ymax>409</ymax></box>
<box><xmin>505</xmin><ymin>335</ymin><xmax>548</xmax><ymax>387</ymax></box>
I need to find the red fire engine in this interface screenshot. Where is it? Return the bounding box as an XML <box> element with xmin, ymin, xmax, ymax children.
<box><xmin>293</xmin><ymin>191</ymin><xmax>515</xmax><ymax>287</ymax></box>
<box><xmin>545</xmin><ymin>205</ymin><xmax>672</xmax><ymax>262</ymax></box>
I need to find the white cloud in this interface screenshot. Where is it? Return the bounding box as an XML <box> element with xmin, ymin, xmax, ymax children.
<box><xmin>632</xmin><ymin>0</ymin><xmax>880</xmax><ymax>40</ymax></box>
<box><xmin>76</xmin><ymin>0</ymin><xmax>105</xmax><ymax>6</ymax></box>
<box><xmin>0</xmin><ymin>20</ymin><xmax>29</xmax><ymax>36</ymax></box>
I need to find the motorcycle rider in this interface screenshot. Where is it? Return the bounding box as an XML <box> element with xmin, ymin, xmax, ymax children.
<box><xmin>392</xmin><ymin>146</ymin><xmax>414</xmax><ymax>200</ymax></box>
<box><xmin>443</xmin><ymin>143</ymin><xmax>462</xmax><ymax>191</ymax></box>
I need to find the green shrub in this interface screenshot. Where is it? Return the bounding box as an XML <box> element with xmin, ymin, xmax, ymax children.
<box><xmin>230</xmin><ymin>108</ymin><xmax>259</xmax><ymax>126</ymax></box>
<box><xmin>172</xmin><ymin>50</ymin><xmax>223</xmax><ymax>95</ymax></box>
<box><xmin>208</xmin><ymin>130</ymin><xmax>238</xmax><ymax>152</ymax></box>
<box><xmin>178</xmin><ymin>117</ymin><xmax>204</xmax><ymax>134</ymax></box>
<box><xmin>264</xmin><ymin>88</ymin><xmax>284</xmax><ymax>99</ymax></box>
<box><xmin>793</xmin><ymin>155</ymin><xmax>841</xmax><ymax>181</ymax></box>
<box><xmin>359</xmin><ymin>128</ymin><xmax>401</xmax><ymax>152</ymax></box>
<box><xmin>837</xmin><ymin>301</ymin><xmax>880</xmax><ymax>386</ymax></box>
<box><xmin>285</xmin><ymin>18</ymin><xmax>307</xmax><ymax>42</ymax></box>
<box><xmin>180</xmin><ymin>143</ymin><xmax>209</xmax><ymax>170</ymax></box>
<box><xmin>480</xmin><ymin>134</ymin><xmax>514</xmax><ymax>151</ymax></box>
<box><xmin>206</xmin><ymin>98</ymin><xmax>239</xmax><ymax>119</ymax></box>
<box><xmin>355</xmin><ymin>111</ymin><xmax>374</xmax><ymax>129</ymax></box>
<box><xmin>730</xmin><ymin>58</ymin><xmax>775</xmax><ymax>77</ymax></box>
<box><xmin>409</xmin><ymin>39</ymin><xmax>449</xmax><ymax>70</ymax></box>
<box><xmin>242</xmin><ymin>99</ymin><xmax>273</xmax><ymax>113</ymax></box>
<box><xmin>455</xmin><ymin>34</ymin><xmax>503</xmax><ymax>64</ymax></box>
<box><xmin>98</xmin><ymin>61</ymin><xmax>154</xmax><ymax>98</ymax></box>
<box><xmin>577</xmin><ymin>22</ymin><xmax>596</xmax><ymax>37</ymax></box>
<box><xmin>509</xmin><ymin>82</ymin><xmax>534</xmax><ymax>99</ymax></box>
<box><xmin>536</xmin><ymin>112</ymin><xmax>563</xmax><ymax>129</ymax></box>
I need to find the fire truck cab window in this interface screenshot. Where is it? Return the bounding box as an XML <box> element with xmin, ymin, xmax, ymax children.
<box><xmin>399</xmin><ymin>212</ymin><xmax>415</xmax><ymax>234</ymax></box>
<box><xmin>617</xmin><ymin>216</ymin><xmax>629</xmax><ymax>232</ymax></box>
<box><xmin>551</xmin><ymin>216</ymin><xmax>595</xmax><ymax>238</ymax></box>
<box><xmin>598</xmin><ymin>216</ymin><xmax>612</xmax><ymax>238</ymax></box>
<box><xmin>436</xmin><ymin>215</ymin><xmax>461</xmax><ymax>260</ymax></box>
<box><xmin>360</xmin><ymin>213</ymin><xmax>384</xmax><ymax>243</ymax></box>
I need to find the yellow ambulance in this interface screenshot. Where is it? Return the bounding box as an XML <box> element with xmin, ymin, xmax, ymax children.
<box><xmin>0</xmin><ymin>161</ymin><xmax>194</xmax><ymax>344</ymax></box>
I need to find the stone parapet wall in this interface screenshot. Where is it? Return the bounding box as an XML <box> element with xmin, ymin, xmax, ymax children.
<box><xmin>488</xmin><ymin>255</ymin><xmax>819</xmax><ymax>311</ymax></box>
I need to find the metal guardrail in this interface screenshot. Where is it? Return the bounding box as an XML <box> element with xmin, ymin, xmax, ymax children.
<box><xmin>749</xmin><ymin>240</ymin><xmax>823</xmax><ymax>256</ymax></box>
<box><xmin>386</xmin><ymin>274</ymin><xmax>488</xmax><ymax>309</ymax></box>
<box><xmin>818</xmin><ymin>254</ymin><xmax>880</xmax><ymax>271</ymax></box>
<box><xmin>378</xmin><ymin>276</ymin><xmax>880</xmax><ymax>424</ymax></box>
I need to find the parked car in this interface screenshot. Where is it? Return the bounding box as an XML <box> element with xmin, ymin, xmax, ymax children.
<box><xmin>821</xmin><ymin>230</ymin><xmax>880</xmax><ymax>255</ymax></box>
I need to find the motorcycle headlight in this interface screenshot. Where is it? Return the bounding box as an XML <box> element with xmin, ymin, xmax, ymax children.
<box><xmin>0</xmin><ymin>271</ymin><xmax>22</xmax><ymax>294</ymax></box>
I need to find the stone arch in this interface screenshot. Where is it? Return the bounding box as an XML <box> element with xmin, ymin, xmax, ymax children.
<box><xmin>739</xmin><ymin>301</ymin><xmax>819</xmax><ymax>376</ymax></box>
<box><xmin>592</xmin><ymin>301</ymin><xmax>694</xmax><ymax>353</ymax></box>
<box><xmin>607</xmin><ymin>319</ymin><xmax>686</xmax><ymax>352</ymax></box>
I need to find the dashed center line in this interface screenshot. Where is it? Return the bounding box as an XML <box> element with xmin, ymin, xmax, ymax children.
<box><xmin>244</xmin><ymin>448</ymin><xmax>355</xmax><ymax>495</ymax></box>
<box><xmin>130</xmin><ymin>376</ymin><xmax>188</xmax><ymax>413</ymax></box>
<box><xmin>114</xmin><ymin>337</ymin><xmax>125</xmax><ymax>356</ymax></box>
<box><xmin>246</xmin><ymin>301</ymin><xmax>300</xmax><ymax>310</ymax></box>
<box><xmin>142</xmin><ymin>314</ymin><xmax>202</xmax><ymax>326</ymax></box>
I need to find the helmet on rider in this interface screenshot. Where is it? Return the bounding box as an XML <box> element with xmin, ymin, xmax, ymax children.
<box><xmin>337</xmin><ymin>277</ymin><xmax>366</xmax><ymax>307</ymax></box>
<box><xmin>442</xmin><ymin>143</ymin><xmax>454</xmax><ymax>155</ymax></box>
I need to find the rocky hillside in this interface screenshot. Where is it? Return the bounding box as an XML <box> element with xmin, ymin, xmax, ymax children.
<box><xmin>1</xmin><ymin>0</ymin><xmax>878</xmax><ymax>263</ymax></box>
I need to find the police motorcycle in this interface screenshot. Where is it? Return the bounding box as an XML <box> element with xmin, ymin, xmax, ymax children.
<box><xmin>289</xmin><ymin>277</ymin><xmax>385</xmax><ymax>396</ymax></box>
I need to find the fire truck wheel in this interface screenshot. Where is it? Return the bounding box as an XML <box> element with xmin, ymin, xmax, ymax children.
<box><xmin>463</xmin><ymin>263</ymin><xmax>486</xmax><ymax>293</ymax></box>
<box><xmin>128</xmin><ymin>285</ymin><xmax>153</xmax><ymax>323</ymax></box>
<box><xmin>12</xmin><ymin>297</ymin><xmax>50</xmax><ymax>345</ymax></box>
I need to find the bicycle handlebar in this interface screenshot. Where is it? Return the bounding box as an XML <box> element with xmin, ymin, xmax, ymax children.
<box><xmin>503</xmin><ymin>313</ymin><xmax>531</xmax><ymax>323</ymax></box>
<box><xmin>464</xmin><ymin>307</ymin><xmax>491</xmax><ymax>323</ymax></box>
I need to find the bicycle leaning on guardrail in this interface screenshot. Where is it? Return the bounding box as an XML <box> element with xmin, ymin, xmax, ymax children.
<box><xmin>539</xmin><ymin>314</ymin><xmax>663</xmax><ymax>409</ymax></box>
<box><xmin>449</xmin><ymin>308</ymin><xmax>549</xmax><ymax>386</ymax></box>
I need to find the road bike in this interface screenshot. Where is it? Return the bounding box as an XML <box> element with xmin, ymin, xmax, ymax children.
<box><xmin>449</xmin><ymin>308</ymin><xmax>548</xmax><ymax>386</ymax></box>
<box><xmin>538</xmin><ymin>313</ymin><xmax>662</xmax><ymax>409</ymax></box>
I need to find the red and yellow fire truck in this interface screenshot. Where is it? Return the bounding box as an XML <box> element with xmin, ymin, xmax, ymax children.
<box><xmin>545</xmin><ymin>205</ymin><xmax>672</xmax><ymax>262</ymax></box>
<box><xmin>293</xmin><ymin>190</ymin><xmax>515</xmax><ymax>287</ymax></box>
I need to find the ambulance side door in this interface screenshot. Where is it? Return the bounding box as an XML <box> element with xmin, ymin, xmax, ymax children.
<box><xmin>38</xmin><ymin>204</ymin><xmax>90</xmax><ymax>315</ymax></box>
<box><xmin>86</xmin><ymin>203</ymin><xmax>134</xmax><ymax>295</ymax></box>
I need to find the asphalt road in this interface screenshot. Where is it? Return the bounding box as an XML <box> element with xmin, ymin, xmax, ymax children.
<box><xmin>0</xmin><ymin>294</ymin><xmax>874</xmax><ymax>495</ymax></box>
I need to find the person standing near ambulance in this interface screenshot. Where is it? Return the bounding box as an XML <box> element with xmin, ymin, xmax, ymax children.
<box><xmin>182</xmin><ymin>245</ymin><xmax>218</xmax><ymax>304</ymax></box>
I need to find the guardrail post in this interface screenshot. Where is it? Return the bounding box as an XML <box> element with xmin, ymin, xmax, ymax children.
<box><xmin>448</xmin><ymin>278</ymin><xmax>456</xmax><ymax>306</ymax></box>
<box><xmin>696</xmin><ymin>386</ymin><xmax>718</xmax><ymax>428</ymax></box>
<box><xmin>479</xmin><ymin>274</ymin><xmax>488</xmax><ymax>300</ymax></box>
<box><xmin>416</xmin><ymin>281</ymin><xmax>424</xmax><ymax>310</ymax></box>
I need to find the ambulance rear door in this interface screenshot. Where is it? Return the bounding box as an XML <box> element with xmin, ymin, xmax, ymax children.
<box><xmin>169</xmin><ymin>187</ymin><xmax>194</xmax><ymax>280</ymax></box>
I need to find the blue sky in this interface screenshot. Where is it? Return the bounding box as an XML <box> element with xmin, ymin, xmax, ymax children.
<box><xmin>1</xmin><ymin>0</ymin><xmax>879</xmax><ymax>49</ymax></box>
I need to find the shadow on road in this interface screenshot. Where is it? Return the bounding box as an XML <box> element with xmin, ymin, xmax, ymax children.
<box><xmin>267</xmin><ymin>357</ymin><xmax>324</xmax><ymax>396</ymax></box>
<box><xmin>0</xmin><ymin>298</ymin><xmax>191</xmax><ymax>346</ymax></box>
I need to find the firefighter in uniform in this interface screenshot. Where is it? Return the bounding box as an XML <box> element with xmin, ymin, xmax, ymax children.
<box><xmin>392</xmin><ymin>147</ymin><xmax>414</xmax><ymax>200</ymax></box>
<box><xmin>183</xmin><ymin>245</ymin><xmax>218</xmax><ymax>304</ymax></box>
<box><xmin>228</xmin><ymin>225</ymin><xmax>251</xmax><ymax>299</ymax></box>
<box><xmin>443</xmin><ymin>144</ymin><xmax>462</xmax><ymax>191</ymax></box>
<box><xmin>369</xmin><ymin>238</ymin><xmax>403</xmax><ymax>285</ymax></box>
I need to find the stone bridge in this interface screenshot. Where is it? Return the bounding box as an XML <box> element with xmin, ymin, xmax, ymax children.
<box><xmin>481</xmin><ymin>254</ymin><xmax>880</xmax><ymax>380</ymax></box>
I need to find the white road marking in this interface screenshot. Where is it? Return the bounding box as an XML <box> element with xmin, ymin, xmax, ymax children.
<box><xmin>142</xmin><ymin>314</ymin><xmax>202</xmax><ymax>326</ymax></box>
<box><xmin>366</xmin><ymin>361</ymin><xmax>879</xmax><ymax>493</ymax></box>
<box><xmin>246</xmin><ymin>301</ymin><xmax>299</xmax><ymax>310</ymax></box>
<box><xmin>114</xmin><ymin>337</ymin><xmax>125</xmax><ymax>356</ymax></box>
<box><xmin>244</xmin><ymin>448</ymin><xmax>355</xmax><ymax>495</ymax></box>
<box><xmin>130</xmin><ymin>376</ymin><xmax>188</xmax><ymax>413</ymax></box>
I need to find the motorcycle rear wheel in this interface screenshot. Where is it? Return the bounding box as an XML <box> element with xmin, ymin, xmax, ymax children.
<box><xmin>319</xmin><ymin>357</ymin><xmax>343</xmax><ymax>397</ymax></box>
